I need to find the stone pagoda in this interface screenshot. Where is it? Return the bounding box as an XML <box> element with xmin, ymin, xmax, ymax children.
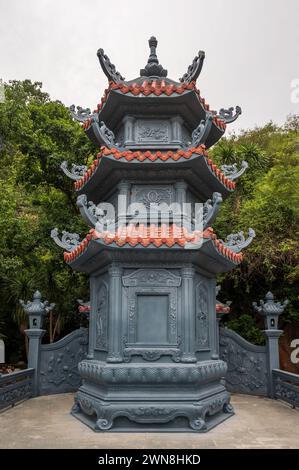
<box><xmin>52</xmin><ymin>37</ymin><xmax>254</xmax><ymax>432</ymax></box>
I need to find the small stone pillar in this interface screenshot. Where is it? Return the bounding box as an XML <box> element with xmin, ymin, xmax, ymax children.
<box><xmin>181</xmin><ymin>266</ymin><xmax>196</xmax><ymax>363</ymax></box>
<box><xmin>253</xmin><ymin>291</ymin><xmax>288</xmax><ymax>397</ymax></box>
<box><xmin>20</xmin><ymin>291</ymin><xmax>55</xmax><ymax>396</ymax></box>
<box><xmin>107</xmin><ymin>265</ymin><xmax>123</xmax><ymax>363</ymax></box>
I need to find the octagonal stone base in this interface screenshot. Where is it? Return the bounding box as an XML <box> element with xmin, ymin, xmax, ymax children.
<box><xmin>71</xmin><ymin>360</ymin><xmax>234</xmax><ymax>432</ymax></box>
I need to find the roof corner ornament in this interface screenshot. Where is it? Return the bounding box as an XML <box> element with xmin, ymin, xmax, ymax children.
<box><xmin>97</xmin><ymin>48</ymin><xmax>125</xmax><ymax>84</ymax></box>
<box><xmin>220</xmin><ymin>160</ymin><xmax>248</xmax><ymax>180</ymax></box>
<box><xmin>77</xmin><ymin>195</ymin><xmax>103</xmax><ymax>227</ymax></box>
<box><xmin>202</xmin><ymin>192</ymin><xmax>223</xmax><ymax>228</ymax></box>
<box><xmin>221</xmin><ymin>228</ymin><xmax>256</xmax><ymax>253</ymax></box>
<box><xmin>50</xmin><ymin>228</ymin><xmax>81</xmax><ymax>252</ymax></box>
<box><xmin>140</xmin><ymin>36</ymin><xmax>168</xmax><ymax>78</ymax></box>
<box><xmin>76</xmin><ymin>195</ymin><xmax>113</xmax><ymax>229</ymax></box>
<box><xmin>60</xmin><ymin>161</ymin><xmax>87</xmax><ymax>181</ymax></box>
<box><xmin>179</xmin><ymin>50</ymin><xmax>205</xmax><ymax>84</ymax></box>
<box><xmin>93</xmin><ymin>120</ymin><xmax>116</xmax><ymax>148</ymax></box>
<box><xmin>69</xmin><ymin>105</ymin><xmax>92</xmax><ymax>122</ymax></box>
<box><xmin>190</xmin><ymin>112</ymin><xmax>214</xmax><ymax>147</ymax></box>
<box><xmin>193</xmin><ymin>192</ymin><xmax>222</xmax><ymax>229</ymax></box>
<box><xmin>218</xmin><ymin>106</ymin><xmax>242</xmax><ymax>124</ymax></box>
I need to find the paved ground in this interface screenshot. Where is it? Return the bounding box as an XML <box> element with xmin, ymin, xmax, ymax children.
<box><xmin>0</xmin><ymin>393</ymin><xmax>298</xmax><ymax>449</ymax></box>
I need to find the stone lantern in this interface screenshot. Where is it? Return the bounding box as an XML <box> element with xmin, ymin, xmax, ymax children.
<box><xmin>20</xmin><ymin>291</ymin><xmax>55</xmax><ymax>395</ymax></box>
<box><xmin>20</xmin><ymin>290</ymin><xmax>55</xmax><ymax>329</ymax></box>
<box><xmin>253</xmin><ymin>291</ymin><xmax>288</xmax><ymax>330</ymax></box>
<box><xmin>253</xmin><ymin>291</ymin><xmax>288</xmax><ymax>396</ymax></box>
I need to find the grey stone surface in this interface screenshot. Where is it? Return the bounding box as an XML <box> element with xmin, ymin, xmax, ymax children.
<box><xmin>0</xmin><ymin>393</ymin><xmax>298</xmax><ymax>449</ymax></box>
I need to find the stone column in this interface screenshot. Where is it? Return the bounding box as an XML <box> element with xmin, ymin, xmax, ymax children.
<box><xmin>174</xmin><ymin>181</ymin><xmax>189</xmax><ymax>227</ymax></box>
<box><xmin>170</xmin><ymin>116</ymin><xmax>183</xmax><ymax>145</ymax></box>
<box><xmin>87</xmin><ymin>276</ymin><xmax>96</xmax><ymax>359</ymax></box>
<box><xmin>118</xmin><ymin>181</ymin><xmax>130</xmax><ymax>226</ymax></box>
<box><xmin>24</xmin><ymin>329</ymin><xmax>46</xmax><ymax>396</ymax></box>
<box><xmin>107</xmin><ymin>264</ymin><xmax>123</xmax><ymax>363</ymax></box>
<box><xmin>123</xmin><ymin>115</ymin><xmax>135</xmax><ymax>146</ymax></box>
<box><xmin>181</xmin><ymin>266</ymin><xmax>196</xmax><ymax>363</ymax></box>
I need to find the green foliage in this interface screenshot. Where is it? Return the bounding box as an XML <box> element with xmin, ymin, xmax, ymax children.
<box><xmin>213</xmin><ymin>115</ymin><xmax>299</xmax><ymax>340</ymax></box>
<box><xmin>226</xmin><ymin>314</ymin><xmax>265</xmax><ymax>346</ymax></box>
<box><xmin>0</xmin><ymin>80</ymin><xmax>95</xmax><ymax>360</ymax></box>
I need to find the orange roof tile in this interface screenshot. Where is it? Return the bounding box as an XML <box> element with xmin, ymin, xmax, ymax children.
<box><xmin>63</xmin><ymin>225</ymin><xmax>243</xmax><ymax>264</ymax></box>
<box><xmin>74</xmin><ymin>146</ymin><xmax>236</xmax><ymax>192</ymax></box>
<box><xmin>84</xmin><ymin>80</ymin><xmax>226</xmax><ymax>132</ymax></box>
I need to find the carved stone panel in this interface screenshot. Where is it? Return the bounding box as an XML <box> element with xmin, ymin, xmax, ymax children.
<box><xmin>136</xmin><ymin>119</ymin><xmax>169</xmax><ymax>144</ymax></box>
<box><xmin>95</xmin><ymin>283</ymin><xmax>108</xmax><ymax>351</ymax></box>
<box><xmin>39</xmin><ymin>328</ymin><xmax>88</xmax><ymax>395</ymax></box>
<box><xmin>219</xmin><ymin>327</ymin><xmax>268</xmax><ymax>396</ymax></box>
<box><xmin>195</xmin><ymin>282</ymin><xmax>210</xmax><ymax>350</ymax></box>
<box><xmin>123</xmin><ymin>268</ymin><xmax>181</xmax><ymax>287</ymax></box>
<box><xmin>131</xmin><ymin>185</ymin><xmax>173</xmax><ymax>210</ymax></box>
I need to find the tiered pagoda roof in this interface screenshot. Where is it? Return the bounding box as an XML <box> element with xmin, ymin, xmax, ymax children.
<box><xmin>53</xmin><ymin>36</ymin><xmax>254</xmax><ymax>273</ymax></box>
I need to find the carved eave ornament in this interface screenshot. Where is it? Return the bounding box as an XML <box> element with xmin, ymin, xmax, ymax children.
<box><xmin>180</xmin><ymin>50</ymin><xmax>205</xmax><ymax>84</ymax></box>
<box><xmin>69</xmin><ymin>105</ymin><xmax>92</xmax><ymax>123</ymax></box>
<box><xmin>220</xmin><ymin>160</ymin><xmax>248</xmax><ymax>181</ymax></box>
<box><xmin>220</xmin><ymin>228</ymin><xmax>256</xmax><ymax>253</ymax></box>
<box><xmin>97</xmin><ymin>48</ymin><xmax>125</xmax><ymax>84</ymax></box>
<box><xmin>51</xmin><ymin>228</ymin><xmax>81</xmax><ymax>252</ymax></box>
<box><xmin>193</xmin><ymin>192</ymin><xmax>223</xmax><ymax>229</ymax></box>
<box><xmin>218</xmin><ymin>106</ymin><xmax>242</xmax><ymax>124</ymax></box>
<box><xmin>60</xmin><ymin>161</ymin><xmax>87</xmax><ymax>181</ymax></box>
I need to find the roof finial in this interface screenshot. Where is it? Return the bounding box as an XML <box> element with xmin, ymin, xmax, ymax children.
<box><xmin>140</xmin><ymin>36</ymin><xmax>167</xmax><ymax>78</ymax></box>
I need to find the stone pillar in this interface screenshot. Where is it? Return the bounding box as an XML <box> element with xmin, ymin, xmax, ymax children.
<box><xmin>253</xmin><ymin>291</ymin><xmax>288</xmax><ymax>397</ymax></box>
<box><xmin>123</xmin><ymin>115</ymin><xmax>135</xmax><ymax>146</ymax></box>
<box><xmin>170</xmin><ymin>116</ymin><xmax>183</xmax><ymax>145</ymax></box>
<box><xmin>107</xmin><ymin>264</ymin><xmax>123</xmax><ymax>363</ymax></box>
<box><xmin>118</xmin><ymin>181</ymin><xmax>130</xmax><ymax>226</ymax></box>
<box><xmin>24</xmin><ymin>329</ymin><xmax>45</xmax><ymax>396</ymax></box>
<box><xmin>181</xmin><ymin>266</ymin><xmax>196</xmax><ymax>363</ymax></box>
<box><xmin>87</xmin><ymin>277</ymin><xmax>96</xmax><ymax>359</ymax></box>
<box><xmin>174</xmin><ymin>181</ymin><xmax>188</xmax><ymax>227</ymax></box>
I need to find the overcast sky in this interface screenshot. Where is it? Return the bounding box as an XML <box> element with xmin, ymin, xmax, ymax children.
<box><xmin>1</xmin><ymin>0</ymin><xmax>298</xmax><ymax>132</ymax></box>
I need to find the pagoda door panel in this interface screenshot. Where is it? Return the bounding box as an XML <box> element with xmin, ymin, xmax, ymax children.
<box><xmin>136</xmin><ymin>294</ymin><xmax>168</xmax><ymax>344</ymax></box>
<box><xmin>122</xmin><ymin>269</ymin><xmax>181</xmax><ymax>350</ymax></box>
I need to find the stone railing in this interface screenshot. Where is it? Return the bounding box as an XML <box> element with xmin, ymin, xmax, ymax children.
<box><xmin>219</xmin><ymin>327</ymin><xmax>268</xmax><ymax>396</ymax></box>
<box><xmin>39</xmin><ymin>328</ymin><xmax>88</xmax><ymax>395</ymax></box>
<box><xmin>272</xmin><ymin>369</ymin><xmax>299</xmax><ymax>409</ymax></box>
<box><xmin>0</xmin><ymin>368</ymin><xmax>34</xmax><ymax>411</ymax></box>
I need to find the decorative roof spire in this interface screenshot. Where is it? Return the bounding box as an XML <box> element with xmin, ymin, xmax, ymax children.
<box><xmin>140</xmin><ymin>36</ymin><xmax>167</xmax><ymax>78</ymax></box>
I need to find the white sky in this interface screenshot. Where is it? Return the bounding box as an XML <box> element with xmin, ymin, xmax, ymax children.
<box><xmin>0</xmin><ymin>0</ymin><xmax>298</xmax><ymax>132</ymax></box>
